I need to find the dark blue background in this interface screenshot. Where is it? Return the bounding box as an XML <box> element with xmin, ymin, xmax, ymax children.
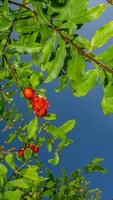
<box><xmin>1</xmin><ymin>0</ymin><xmax>113</xmax><ymax>199</ymax></box>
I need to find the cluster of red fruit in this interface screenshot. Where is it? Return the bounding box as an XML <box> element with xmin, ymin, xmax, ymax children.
<box><xmin>18</xmin><ymin>144</ymin><xmax>39</xmax><ymax>157</ymax></box>
<box><xmin>23</xmin><ymin>88</ymin><xmax>49</xmax><ymax>117</ymax></box>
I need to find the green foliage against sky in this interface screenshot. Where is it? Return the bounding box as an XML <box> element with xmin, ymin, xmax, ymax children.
<box><xmin>0</xmin><ymin>0</ymin><xmax>113</xmax><ymax>199</ymax></box>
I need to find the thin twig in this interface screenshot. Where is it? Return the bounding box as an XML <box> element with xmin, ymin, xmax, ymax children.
<box><xmin>8</xmin><ymin>0</ymin><xmax>30</xmax><ymax>10</ymax></box>
<box><xmin>2</xmin><ymin>20</ymin><xmax>15</xmax><ymax>54</ymax></box>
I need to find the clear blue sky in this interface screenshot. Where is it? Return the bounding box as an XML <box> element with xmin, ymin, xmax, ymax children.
<box><xmin>1</xmin><ymin>0</ymin><xmax>113</xmax><ymax>199</ymax></box>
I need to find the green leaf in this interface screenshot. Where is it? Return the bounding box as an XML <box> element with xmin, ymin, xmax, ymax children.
<box><xmin>15</xmin><ymin>18</ymin><xmax>41</xmax><ymax>33</ymax></box>
<box><xmin>74</xmin><ymin>35</ymin><xmax>91</xmax><ymax>50</ymax></box>
<box><xmin>101</xmin><ymin>83</ymin><xmax>113</xmax><ymax>115</ymax></box>
<box><xmin>91</xmin><ymin>158</ymin><xmax>104</xmax><ymax>165</ymax></box>
<box><xmin>46</xmin><ymin>138</ymin><xmax>53</xmax><ymax>152</ymax></box>
<box><xmin>84</xmin><ymin>158</ymin><xmax>108</xmax><ymax>174</ymax></box>
<box><xmin>6</xmin><ymin>131</ymin><xmax>17</xmax><ymax>144</ymax></box>
<box><xmin>60</xmin><ymin>119</ymin><xmax>76</xmax><ymax>134</ymax></box>
<box><xmin>8</xmin><ymin>178</ymin><xmax>32</xmax><ymax>189</ymax></box>
<box><xmin>5</xmin><ymin>154</ymin><xmax>16</xmax><ymax>170</ymax></box>
<box><xmin>71</xmin><ymin>69</ymin><xmax>98</xmax><ymax>97</ymax></box>
<box><xmin>58</xmin><ymin>139</ymin><xmax>74</xmax><ymax>150</ymax></box>
<box><xmin>46</xmin><ymin>180</ymin><xmax>55</xmax><ymax>189</ymax></box>
<box><xmin>48</xmin><ymin>152</ymin><xmax>59</xmax><ymax>166</ymax></box>
<box><xmin>67</xmin><ymin>47</ymin><xmax>85</xmax><ymax>81</ymax></box>
<box><xmin>0</xmin><ymin>164</ymin><xmax>8</xmax><ymax>176</ymax></box>
<box><xmin>47</xmin><ymin>125</ymin><xmax>67</xmax><ymax>140</ymax></box>
<box><xmin>21</xmin><ymin>166</ymin><xmax>43</xmax><ymax>183</ymax></box>
<box><xmin>10</xmin><ymin>42</ymin><xmax>42</xmax><ymax>53</ymax></box>
<box><xmin>57</xmin><ymin>0</ymin><xmax>89</xmax><ymax>24</ymax></box>
<box><xmin>41</xmin><ymin>32</ymin><xmax>56</xmax><ymax>66</ymax></box>
<box><xmin>0</xmin><ymin>164</ymin><xmax>7</xmax><ymax>186</ymax></box>
<box><xmin>54</xmin><ymin>1</ymin><xmax>105</xmax><ymax>33</ymax></box>
<box><xmin>91</xmin><ymin>21</ymin><xmax>113</xmax><ymax>50</ymax></box>
<box><xmin>45</xmin><ymin>38</ymin><xmax>66</xmax><ymax>83</ymax></box>
<box><xmin>75</xmin><ymin>4</ymin><xmax>106</xmax><ymax>24</ymax></box>
<box><xmin>98</xmin><ymin>45</ymin><xmax>113</xmax><ymax>66</ymax></box>
<box><xmin>24</xmin><ymin>148</ymin><xmax>32</xmax><ymax>160</ymax></box>
<box><xmin>43</xmin><ymin>113</ymin><xmax>56</xmax><ymax>121</ymax></box>
<box><xmin>55</xmin><ymin>76</ymin><xmax>67</xmax><ymax>93</ymax></box>
<box><xmin>30</xmin><ymin>72</ymin><xmax>43</xmax><ymax>88</ymax></box>
<box><xmin>0</xmin><ymin>18</ymin><xmax>11</xmax><ymax>32</ymax></box>
<box><xmin>27</xmin><ymin>118</ymin><xmax>38</xmax><ymax>139</ymax></box>
<box><xmin>42</xmin><ymin>190</ymin><xmax>53</xmax><ymax>198</ymax></box>
<box><xmin>4</xmin><ymin>190</ymin><xmax>22</xmax><ymax>200</ymax></box>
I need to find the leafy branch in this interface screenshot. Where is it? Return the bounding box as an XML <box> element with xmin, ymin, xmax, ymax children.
<box><xmin>8</xmin><ymin>0</ymin><xmax>113</xmax><ymax>76</ymax></box>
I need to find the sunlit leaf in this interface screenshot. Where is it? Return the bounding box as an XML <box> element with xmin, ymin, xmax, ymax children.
<box><xmin>91</xmin><ymin>21</ymin><xmax>113</xmax><ymax>50</ymax></box>
<box><xmin>27</xmin><ymin>118</ymin><xmax>38</xmax><ymax>139</ymax></box>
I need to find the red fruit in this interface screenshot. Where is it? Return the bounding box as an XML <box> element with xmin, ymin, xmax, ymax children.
<box><xmin>43</xmin><ymin>101</ymin><xmax>49</xmax><ymax>110</ymax></box>
<box><xmin>18</xmin><ymin>148</ymin><xmax>24</xmax><ymax>157</ymax></box>
<box><xmin>36</xmin><ymin>108</ymin><xmax>47</xmax><ymax>117</ymax></box>
<box><xmin>31</xmin><ymin>95</ymin><xmax>39</xmax><ymax>104</ymax></box>
<box><xmin>23</xmin><ymin>88</ymin><xmax>34</xmax><ymax>99</ymax></box>
<box><xmin>31</xmin><ymin>145</ymin><xmax>39</xmax><ymax>153</ymax></box>
<box><xmin>31</xmin><ymin>144</ymin><xmax>36</xmax><ymax>150</ymax></box>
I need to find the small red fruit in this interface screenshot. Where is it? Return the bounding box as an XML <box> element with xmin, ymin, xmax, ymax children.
<box><xmin>23</xmin><ymin>88</ymin><xmax>34</xmax><ymax>99</ymax></box>
<box><xmin>36</xmin><ymin>108</ymin><xmax>47</xmax><ymax>117</ymax></box>
<box><xmin>31</xmin><ymin>144</ymin><xmax>39</xmax><ymax>153</ymax></box>
<box><xmin>18</xmin><ymin>148</ymin><xmax>24</xmax><ymax>157</ymax></box>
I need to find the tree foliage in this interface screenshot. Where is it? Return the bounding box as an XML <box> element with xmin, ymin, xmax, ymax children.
<box><xmin>0</xmin><ymin>0</ymin><xmax>112</xmax><ymax>199</ymax></box>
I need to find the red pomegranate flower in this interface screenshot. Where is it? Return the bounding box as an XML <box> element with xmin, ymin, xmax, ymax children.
<box><xmin>31</xmin><ymin>95</ymin><xmax>48</xmax><ymax>117</ymax></box>
<box><xmin>23</xmin><ymin>88</ymin><xmax>34</xmax><ymax>99</ymax></box>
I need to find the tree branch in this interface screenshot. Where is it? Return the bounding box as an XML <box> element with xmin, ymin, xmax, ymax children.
<box><xmin>55</xmin><ymin>28</ymin><xmax>113</xmax><ymax>75</ymax></box>
<box><xmin>8</xmin><ymin>0</ymin><xmax>30</xmax><ymax>10</ymax></box>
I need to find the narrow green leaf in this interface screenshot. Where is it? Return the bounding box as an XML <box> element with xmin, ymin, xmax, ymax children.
<box><xmin>5</xmin><ymin>154</ymin><xmax>16</xmax><ymax>170</ymax></box>
<box><xmin>98</xmin><ymin>45</ymin><xmax>113</xmax><ymax>66</ymax></box>
<box><xmin>55</xmin><ymin>76</ymin><xmax>67</xmax><ymax>93</ymax></box>
<box><xmin>10</xmin><ymin>42</ymin><xmax>42</xmax><ymax>53</ymax></box>
<box><xmin>27</xmin><ymin>118</ymin><xmax>38</xmax><ymax>139</ymax></box>
<box><xmin>91</xmin><ymin>21</ymin><xmax>113</xmax><ymax>50</ymax></box>
<box><xmin>0</xmin><ymin>164</ymin><xmax>8</xmax><ymax>176</ymax></box>
<box><xmin>58</xmin><ymin>139</ymin><xmax>74</xmax><ymax>150</ymax></box>
<box><xmin>41</xmin><ymin>32</ymin><xmax>56</xmax><ymax>66</ymax></box>
<box><xmin>67</xmin><ymin>47</ymin><xmax>85</xmax><ymax>81</ymax></box>
<box><xmin>45</xmin><ymin>38</ymin><xmax>66</xmax><ymax>83</ymax></box>
<box><xmin>43</xmin><ymin>113</ymin><xmax>56</xmax><ymax>121</ymax></box>
<box><xmin>101</xmin><ymin>83</ymin><xmax>113</xmax><ymax>115</ymax></box>
<box><xmin>60</xmin><ymin>119</ymin><xmax>76</xmax><ymax>134</ymax></box>
<box><xmin>6</xmin><ymin>131</ymin><xmax>17</xmax><ymax>144</ymax></box>
<box><xmin>0</xmin><ymin>164</ymin><xmax>7</xmax><ymax>186</ymax></box>
<box><xmin>46</xmin><ymin>138</ymin><xmax>53</xmax><ymax>152</ymax></box>
<box><xmin>24</xmin><ymin>148</ymin><xmax>32</xmax><ymax>160</ymax></box>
